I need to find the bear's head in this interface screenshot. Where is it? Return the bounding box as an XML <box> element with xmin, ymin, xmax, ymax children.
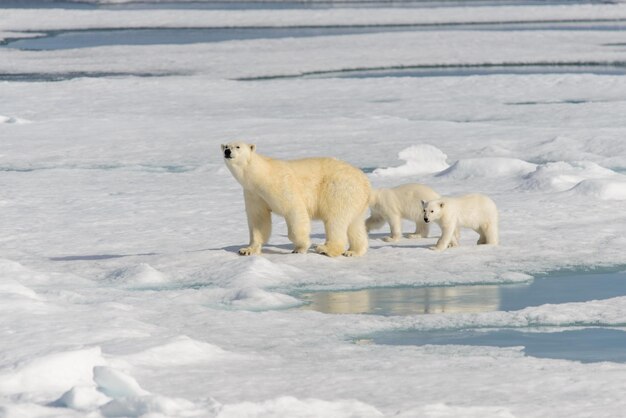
<box><xmin>421</xmin><ymin>200</ymin><xmax>445</xmax><ymax>223</ymax></box>
<box><xmin>221</xmin><ymin>142</ymin><xmax>256</xmax><ymax>166</ymax></box>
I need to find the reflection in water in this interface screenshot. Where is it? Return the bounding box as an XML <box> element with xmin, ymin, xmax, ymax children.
<box><xmin>297</xmin><ymin>271</ymin><xmax>626</xmax><ymax>316</ymax></box>
<box><xmin>299</xmin><ymin>285</ymin><xmax>500</xmax><ymax>315</ymax></box>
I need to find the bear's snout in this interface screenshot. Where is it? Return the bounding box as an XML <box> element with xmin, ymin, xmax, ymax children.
<box><xmin>224</xmin><ymin>148</ymin><xmax>232</xmax><ymax>159</ymax></box>
<box><xmin>424</xmin><ymin>217</ymin><xmax>429</xmax><ymax>223</ymax></box>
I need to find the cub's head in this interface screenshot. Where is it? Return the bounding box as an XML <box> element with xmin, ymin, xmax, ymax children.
<box><xmin>221</xmin><ymin>142</ymin><xmax>256</xmax><ymax>165</ymax></box>
<box><xmin>421</xmin><ymin>199</ymin><xmax>445</xmax><ymax>223</ymax></box>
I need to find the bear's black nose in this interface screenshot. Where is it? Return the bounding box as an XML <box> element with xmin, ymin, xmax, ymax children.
<box><xmin>424</xmin><ymin>218</ymin><xmax>429</xmax><ymax>223</ymax></box>
<box><xmin>224</xmin><ymin>149</ymin><xmax>232</xmax><ymax>158</ymax></box>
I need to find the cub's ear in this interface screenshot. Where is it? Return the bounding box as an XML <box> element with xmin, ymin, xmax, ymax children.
<box><xmin>439</xmin><ymin>202</ymin><xmax>445</xmax><ymax>208</ymax></box>
<box><xmin>421</xmin><ymin>200</ymin><xmax>427</xmax><ymax>209</ymax></box>
<box><xmin>250</xmin><ymin>144</ymin><xmax>256</xmax><ymax>152</ymax></box>
<box><xmin>221</xmin><ymin>144</ymin><xmax>226</xmax><ymax>151</ymax></box>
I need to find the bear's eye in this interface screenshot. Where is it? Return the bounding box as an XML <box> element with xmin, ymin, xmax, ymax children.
<box><xmin>236</xmin><ymin>146</ymin><xmax>240</xmax><ymax>149</ymax></box>
<box><xmin>430</xmin><ymin>210</ymin><xmax>434</xmax><ymax>213</ymax></box>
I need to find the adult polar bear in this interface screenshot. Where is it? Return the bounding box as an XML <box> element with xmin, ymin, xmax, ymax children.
<box><xmin>222</xmin><ymin>142</ymin><xmax>371</xmax><ymax>257</ymax></box>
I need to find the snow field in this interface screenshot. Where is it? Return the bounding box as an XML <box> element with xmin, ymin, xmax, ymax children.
<box><xmin>2</xmin><ymin>2</ymin><xmax>626</xmax><ymax>416</ymax></box>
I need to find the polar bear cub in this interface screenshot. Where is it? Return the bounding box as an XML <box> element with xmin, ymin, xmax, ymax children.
<box><xmin>366</xmin><ymin>183</ymin><xmax>440</xmax><ymax>242</ymax></box>
<box><xmin>222</xmin><ymin>142</ymin><xmax>371</xmax><ymax>257</ymax></box>
<box><xmin>422</xmin><ymin>194</ymin><xmax>499</xmax><ymax>251</ymax></box>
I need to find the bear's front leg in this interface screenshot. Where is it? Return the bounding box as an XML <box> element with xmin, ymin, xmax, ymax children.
<box><xmin>240</xmin><ymin>191</ymin><xmax>272</xmax><ymax>256</ymax></box>
<box><xmin>432</xmin><ymin>222</ymin><xmax>456</xmax><ymax>251</ymax></box>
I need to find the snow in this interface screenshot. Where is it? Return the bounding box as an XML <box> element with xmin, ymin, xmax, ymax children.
<box><xmin>437</xmin><ymin>157</ymin><xmax>537</xmax><ymax>179</ymax></box>
<box><xmin>2</xmin><ymin>1</ymin><xmax>626</xmax><ymax>417</ymax></box>
<box><xmin>218</xmin><ymin>397</ymin><xmax>384</xmax><ymax>418</ymax></box>
<box><xmin>373</xmin><ymin>144</ymin><xmax>449</xmax><ymax>177</ymax></box>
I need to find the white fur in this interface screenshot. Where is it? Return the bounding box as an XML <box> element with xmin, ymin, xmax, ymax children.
<box><xmin>422</xmin><ymin>194</ymin><xmax>499</xmax><ymax>251</ymax></box>
<box><xmin>366</xmin><ymin>183</ymin><xmax>440</xmax><ymax>242</ymax></box>
<box><xmin>222</xmin><ymin>142</ymin><xmax>371</xmax><ymax>257</ymax></box>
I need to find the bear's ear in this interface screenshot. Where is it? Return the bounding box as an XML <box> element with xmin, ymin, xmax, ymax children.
<box><xmin>439</xmin><ymin>202</ymin><xmax>445</xmax><ymax>208</ymax></box>
<box><xmin>250</xmin><ymin>144</ymin><xmax>256</xmax><ymax>153</ymax></box>
<box><xmin>421</xmin><ymin>200</ymin><xmax>427</xmax><ymax>209</ymax></box>
<box><xmin>221</xmin><ymin>144</ymin><xmax>226</xmax><ymax>151</ymax></box>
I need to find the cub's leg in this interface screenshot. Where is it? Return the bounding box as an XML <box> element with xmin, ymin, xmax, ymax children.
<box><xmin>432</xmin><ymin>221</ymin><xmax>457</xmax><ymax>251</ymax></box>
<box><xmin>383</xmin><ymin>215</ymin><xmax>403</xmax><ymax>242</ymax></box>
<box><xmin>365</xmin><ymin>212</ymin><xmax>386</xmax><ymax>233</ymax></box>
<box><xmin>449</xmin><ymin>226</ymin><xmax>461</xmax><ymax>248</ymax></box>
<box><xmin>482</xmin><ymin>222</ymin><xmax>499</xmax><ymax>245</ymax></box>
<box><xmin>406</xmin><ymin>219</ymin><xmax>429</xmax><ymax>239</ymax></box>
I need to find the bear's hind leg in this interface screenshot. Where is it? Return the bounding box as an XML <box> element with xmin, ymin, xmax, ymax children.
<box><xmin>481</xmin><ymin>222</ymin><xmax>499</xmax><ymax>246</ymax></box>
<box><xmin>286</xmin><ymin>209</ymin><xmax>311</xmax><ymax>254</ymax></box>
<box><xmin>345</xmin><ymin>211</ymin><xmax>368</xmax><ymax>257</ymax></box>
<box><xmin>406</xmin><ymin>219</ymin><xmax>429</xmax><ymax>239</ymax></box>
<box><xmin>316</xmin><ymin>218</ymin><xmax>349</xmax><ymax>257</ymax></box>
<box><xmin>477</xmin><ymin>229</ymin><xmax>487</xmax><ymax>245</ymax></box>
<box><xmin>365</xmin><ymin>212</ymin><xmax>385</xmax><ymax>233</ymax></box>
<box><xmin>383</xmin><ymin>215</ymin><xmax>402</xmax><ymax>242</ymax></box>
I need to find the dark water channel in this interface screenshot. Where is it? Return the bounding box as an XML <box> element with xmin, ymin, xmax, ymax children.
<box><xmin>4</xmin><ymin>20</ymin><xmax>626</xmax><ymax>51</ymax></box>
<box><xmin>371</xmin><ymin>327</ymin><xmax>626</xmax><ymax>363</ymax></box>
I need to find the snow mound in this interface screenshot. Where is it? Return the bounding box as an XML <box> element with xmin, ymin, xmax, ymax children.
<box><xmin>107</xmin><ymin>263</ymin><xmax>169</xmax><ymax>287</ymax></box>
<box><xmin>53</xmin><ymin>385</ymin><xmax>110</xmax><ymax>411</ymax></box>
<box><xmin>0</xmin><ymin>347</ymin><xmax>106</xmax><ymax>396</ymax></box>
<box><xmin>93</xmin><ymin>367</ymin><xmax>220</xmax><ymax>418</ymax></box>
<box><xmin>121</xmin><ymin>336</ymin><xmax>230</xmax><ymax>366</ymax></box>
<box><xmin>0</xmin><ymin>278</ymin><xmax>43</xmax><ymax>301</ymax></box>
<box><xmin>398</xmin><ymin>403</ymin><xmax>515</xmax><ymax>418</ymax></box>
<box><xmin>373</xmin><ymin>144</ymin><xmax>449</xmax><ymax>177</ymax></box>
<box><xmin>530</xmin><ymin>136</ymin><xmax>599</xmax><ymax>163</ymax></box>
<box><xmin>0</xmin><ymin>258</ymin><xmax>51</xmax><ymax>286</ymax></box>
<box><xmin>567</xmin><ymin>178</ymin><xmax>626</xmax><ymax>200</ymax></box>
<box><xmin>218</xmin><ymin>396</ymin><xmax>383</xmax><ymax>418</ymax></box>
<box><xmin>215</xmin><ymin>257</ymin><xmax>305</xmax><ymax>288</ymax></box>
<box><xmin>520</xmin><ymin>161</ymin><xmax>619</xmax><ymax>192</ymax></box>
<box><xmin>437</xmin><ymin>157</ymin><xmax>537</xmax><ymax>179</ymax></box>
<box><xmin>0</xmin><ymin>115</ymin><xmax>30</xmax><ymax>124</ymax></box>
<box><xmin>222</xmin><ymin>287</ymin><xmax>302</xmax><ymax>311</ymax></box>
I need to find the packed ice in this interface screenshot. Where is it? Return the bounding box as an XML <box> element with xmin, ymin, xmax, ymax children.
<box><xmin>1</xmin><ymin>1</ymin><xmax>626</xmax><ymax>417</ymax></box>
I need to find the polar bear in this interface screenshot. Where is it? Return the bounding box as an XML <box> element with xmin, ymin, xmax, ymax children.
<box><xmin>422</xmin><ymin>194</ymin><xmax>499</xmax><ymax>251</ymax></box>
<box><xmin>366</xmin><ymin>183</ymin><xmax>440</xmax><ymax>242</ymax></box>
<box><xmin>222</xmin><ymin>142</ymin><xmax>371</xmax><ymax>257</ymax></box>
